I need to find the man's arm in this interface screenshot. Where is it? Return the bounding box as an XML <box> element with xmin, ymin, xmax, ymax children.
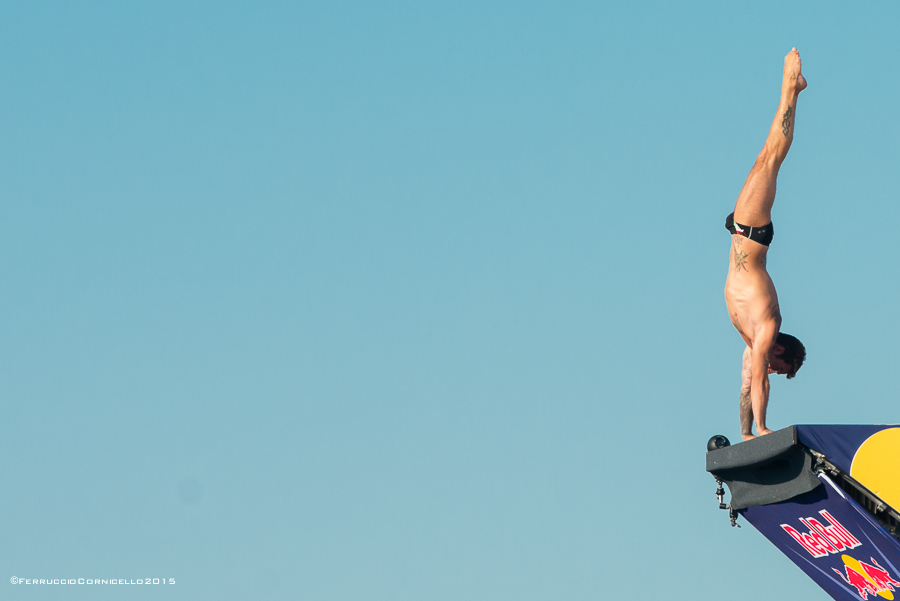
<box><xmin>739</xmin><ymin>347</ymin><xmax>754</xmax><ymax>440</ymax></box>
<box><xmin>750</xmin><ymin>326</ymin><xmax>777</xmax><ymax>436</ymax></box>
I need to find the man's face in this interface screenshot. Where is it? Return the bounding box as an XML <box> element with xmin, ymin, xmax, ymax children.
<box><xmin>768</xmin><ymin>346</ymin><xmax>791</xmax><ymax>375</ymax></box>
<box><xmin>768</xmin><ymin>356</ymin><xmax>791</xmax><ymax>375</ymax></box>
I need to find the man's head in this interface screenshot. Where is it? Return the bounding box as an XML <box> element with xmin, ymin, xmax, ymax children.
<box><xmin>769</xmin><ymin>333</ymin><xmax>806</xmax><ymax>379</ymax></box>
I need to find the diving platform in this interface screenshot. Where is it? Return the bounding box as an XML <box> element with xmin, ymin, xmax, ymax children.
<box><xmin>706</xmin><ymin>425</ymin><xmax>900</xmax><ymax>600</ymax></box>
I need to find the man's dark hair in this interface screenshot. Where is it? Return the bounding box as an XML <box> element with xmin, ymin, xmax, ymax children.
<box><xmin>777</xmin><ymin>332</ymin><xmax>806</xmax><ymax>379</ymax></box>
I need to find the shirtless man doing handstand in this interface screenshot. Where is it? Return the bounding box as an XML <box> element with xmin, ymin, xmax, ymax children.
<box><xmin>725</xmin><ymin>48</ymin><xmax>808</xmax><ymax>441</ymax></box>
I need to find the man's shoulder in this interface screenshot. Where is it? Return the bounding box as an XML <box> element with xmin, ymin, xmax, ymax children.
<box><xmin>752</xmin><ymin>319</ymin><xmax>779</xmax><ymax>349</ymax></box>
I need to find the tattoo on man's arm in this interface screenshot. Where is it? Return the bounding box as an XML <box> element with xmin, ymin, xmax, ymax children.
<box><xmin>781</xmin><ymin>106</ymin><xmax>794</xmax><ymax>137</ymax></box>
<box><xmin>740</xmin><ymin>390</ymin><xmax>752</xmax><ymax>434</ymax></box>
<box><xmin>772</xmin><ymin>303</ymin><xmax>782</xmax><ymax>322</ymax></box>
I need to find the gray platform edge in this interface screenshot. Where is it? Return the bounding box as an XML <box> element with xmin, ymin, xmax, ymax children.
<box><xmin>705</xmin><ymin>426</ymin><xmax>797</xmax><ymax>472</ymax></box>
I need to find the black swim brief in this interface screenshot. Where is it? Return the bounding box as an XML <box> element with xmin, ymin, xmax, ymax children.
<box><xmin>725</xmin><ymin>212</ymin><xmax>773</xmax><ymax>246</ymax></box>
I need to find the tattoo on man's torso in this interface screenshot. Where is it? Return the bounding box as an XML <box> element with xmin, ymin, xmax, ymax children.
<box><xmin>733</xmin><ymin>240</ymin><xmax>750</xmax><ymax>272</ymax></box>
<box><xmin>731</xmin><ymin>312</ymin><xmax>746</xmax><ymax>336</ymax></box>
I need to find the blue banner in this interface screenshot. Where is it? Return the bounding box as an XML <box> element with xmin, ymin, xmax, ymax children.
<box><xmin>742</xmin><ymin>474</ymin><xmax>900</xmax><ymax>600</ymax></box>
<box><xmin>796</xmin><ymin>426</ymin><xmax>897</xmax><ymax>474</ymax></box>
<box><xmin>796</xmin><ymin>425</ymin><xmax>900</xmax><ymax>512</ymax></box>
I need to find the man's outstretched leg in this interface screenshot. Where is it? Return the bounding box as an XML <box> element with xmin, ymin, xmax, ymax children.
<box><xmin>733</xmin><ymin>48</ymin><xmax>807</xmax><ymax>227</ymax></box>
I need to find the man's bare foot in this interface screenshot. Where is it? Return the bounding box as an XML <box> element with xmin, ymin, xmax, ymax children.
<box><xmin>757</xmin><ymin>427</ymin><xmax>775</xmax><ymax>436</ymax></box>
<box><xmin>783</xmin><ymin>48</ymin><xmax>807</xmax><ymax>94</ymax></box>
<box><xmin>742</xmin><ymin>433</ymin><xmax>757</xmax><ymax>441</ymax></box>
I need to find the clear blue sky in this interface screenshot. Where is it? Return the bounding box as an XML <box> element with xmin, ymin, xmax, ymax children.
<box><xmin>2</xmin><ymin>1</ymin><xmax>899</xmax><ymax>599</ymax></box>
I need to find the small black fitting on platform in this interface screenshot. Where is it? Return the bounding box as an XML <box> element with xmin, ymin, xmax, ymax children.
<box><xmin>713</xmin><ymin>476</ymin><xmax>739</xmax><ymax>525</ymax></box>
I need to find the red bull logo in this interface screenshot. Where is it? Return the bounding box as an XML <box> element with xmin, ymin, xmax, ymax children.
<box><xmin>833</xmin><ymin>555</ymin><xmax>900</xmax><ymax>600</ymax></box>
<box><xmin>781</xmin><ymin>510</ymin><xmax>862</xmax><ymax>558</ymax></box>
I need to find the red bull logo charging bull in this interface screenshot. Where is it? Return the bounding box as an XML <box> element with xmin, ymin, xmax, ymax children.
<box><xmin>833</xmin><ymin>555</ymin><xmax>900</xmax><ymax>600</ymax></box>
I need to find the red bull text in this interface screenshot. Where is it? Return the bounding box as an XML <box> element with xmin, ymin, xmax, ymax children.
<box><xmin>781</xmin><ymin>510</ymin><xmax>862</xmax><ymax>558</ymax></box>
